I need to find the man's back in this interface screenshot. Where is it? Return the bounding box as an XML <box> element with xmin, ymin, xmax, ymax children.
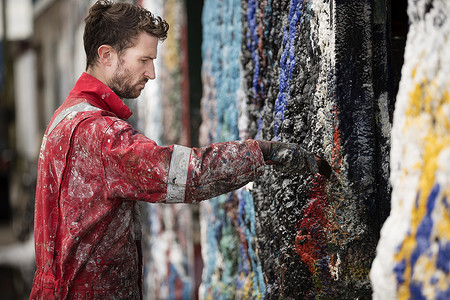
<box><xmin>31</xmin><ymin>97</ymin><xmax>142</xmax><ymax>299</ymax></box>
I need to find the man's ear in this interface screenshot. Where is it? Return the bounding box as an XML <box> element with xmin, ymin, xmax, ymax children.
<box><xmin>97</xmin><ymin>45</ymin><xmax>115</xmax><ymax>66</ymax></box>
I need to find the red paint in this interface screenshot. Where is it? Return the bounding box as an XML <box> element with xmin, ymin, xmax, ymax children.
<box><xmin>331</xmin><ymin>96</ymin><xmax>342</xmax><ymax>170</ymax></box>
<box><xmin>295</xmin><ymin>175</ymin><xmax>328</xmax><ymax>273</ymax></box>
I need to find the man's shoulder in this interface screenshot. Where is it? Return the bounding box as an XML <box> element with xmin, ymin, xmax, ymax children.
<box><xmin>54</xmin><ymin>99</ymin><xmax>136</xmax><ymax>138</ymax></box>
<box><xmin>76</xmin><ymin>110</ymin><xmax>136</xmax><ymax>137</ymax></box>
<box><xmin>76</xmin><ymin>109</ymin><xmax>126</xmax><ymax>129</ymax></box>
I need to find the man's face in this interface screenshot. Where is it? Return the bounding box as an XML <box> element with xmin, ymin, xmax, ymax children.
<box><xmin>108</xmin><ymin>32</ymin><xmax>158</xmax><ymax>99</ymax></box>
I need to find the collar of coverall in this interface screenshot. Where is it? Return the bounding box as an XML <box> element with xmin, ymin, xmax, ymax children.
<box><xmin>69</xmin><ymin>72</ymin><xmax>133</xmax><ymax>120</ymax></box>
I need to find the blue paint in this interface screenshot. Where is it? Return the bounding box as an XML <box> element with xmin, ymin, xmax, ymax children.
<box><xmin>393</xmin><ymin>185</ymin><xmax>440</xmax><ymax>292</ymax></box>
<box><xmin>263</xmin><ymin>0</ymin><xmax>273</xmax><ymax>42</ymax></box>
<box><xmin>430</xmin><ymin>276</ymin><xmax>439</xmax><ymax>285</ymax></box>
<box><xmin>443</xmin><ymin>196</ymin><xmax>449</xmax><ymax>210</ymax></box>
<box><xmin>241</xmin><ymin>189</ymin><xmax>267</xmax><ymax>297</ymax></box>
<box><xmin>409</xmin><ymin>281</ymin><xmax>426</xmax><ymax>300</ymax></box>
<box><xmin>201</xmin><ymin>195</ymin><xmax>221</xmax><ymax>295</ymax></box>
<box><xmin>437</xmin><ymin>287</ymin><xmax>450</xmax><ymax>300</ymax></box>
<box><xmin>168</xmin><ymin>263</ymin><xmax>192</xmax><ymax>300</ymax></box>
<box><xmin>394</xmin><ymin>259</ymin><xmax>406</xmax><ymax>284</ymax></box>
<box><xmin>307</xmin><ymin>1</ymin><xmax>313</xmax><ymax>21</ymax></box>
<box><xmin>202</xmin><ymin>1</ymin><xmax>266</xmax><ymax>296</ymax></box>
<box><xmin>411</xmin><ymin>184</ymin><xmax>439</xmax><ymax>268</ymax></box>
<box><xmin>437</xmin><ymin>242</ymin><xmax>450</xmax><ymax>273</ymax></box>
<box><xmin>246</xmin><ymin>0</ymin><xmax>262</xmax><ymax>100</ymax></box>
<box><xmin>427</xmin><ymin>186</ymin><xmax>439</xmax><ymax>212</ymax></box>
<box><xmin>273</xmin><ymin>0</ymin><xmax>306</xmax><ymax>137</ymax></box>
<box><xmin>202</xmin><ymin>0</ymin><xmax>241</xmax><ymax>143</ymax></box>
<box><xmin>404</xmin><ymin>184</ymin><xmax>440</xmax><ymax>298</ymax></box>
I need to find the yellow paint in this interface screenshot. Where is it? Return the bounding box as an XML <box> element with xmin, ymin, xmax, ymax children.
<box><xmin>243</xmin><ymin>272</ymin><xmax>253</xmax><ymax>297</ymax></box>
<box><xmin>437</xmin><ymin>208</ymin><xmax>450</xmax><ymax>240</ymax></box>
<box><xmin>440</xmin><ymin>273</ymin><xmax>449</xmax><ymax>291</ymax></box>
<box><xmin>412</xmin><ymin>67</ymin><xmax>417</xmax><ymax>79</ymax></box>
<box><xmin>205</xmin><ymin>293</ymin><xmax>213</xmax><ymax>300</ymax></box>
<box><xmin>163</xmin><ymin>0</ymin><xmax>182</xmax><ymax>71</ymax></box>
<box><xmin>406</xmin><ymin>80</ymin><xmax>425</xmax><ymax>117</ymax></box>
<box><xmin>395</xmin><ymin>79</ymin><xmax>450</xmax><ymax>299</ymax></box>
<box><xmin>413</xmin><ymin>255</ymin><xmax>438</xmax><ymax>299</ymax></box>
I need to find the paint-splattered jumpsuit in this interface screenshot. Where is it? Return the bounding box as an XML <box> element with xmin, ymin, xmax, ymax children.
<box><xmin>30</xmin><ymin>73</ymin><xmax>265</xmax><ymax>299</ymax></box>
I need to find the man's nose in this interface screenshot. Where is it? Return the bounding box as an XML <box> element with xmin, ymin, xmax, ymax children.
<box><xmin>145</xmin><ymin>62</ymin><xmax>156</xmax><ymax>80</ymax></box>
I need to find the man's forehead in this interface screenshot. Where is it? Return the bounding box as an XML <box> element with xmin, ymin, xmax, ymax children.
<box><xmin>137</xmin><ymin>33</ymin><xmax>158</xmax><ymax>48</ymax></box>
<box><xmin>125</xmin><ymin>33</ymin><xmax>158</xmax><ymax>57</ymax></box>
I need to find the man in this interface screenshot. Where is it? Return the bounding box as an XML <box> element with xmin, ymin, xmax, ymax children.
<box><xmin>30</xmin><ymin>1</ymin><xmax>331</xmax><ymax>299</ymax></box>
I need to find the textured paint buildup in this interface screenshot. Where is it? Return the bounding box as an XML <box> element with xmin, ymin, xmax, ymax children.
<box><xmin>199</xmin><ymin>0</ymin><xmax>267</xmax><ymax>298</ymax></box>
<box><xmin>201</xmin><ymin>0</ymin><xmax>392</xmax><ymax>298</ymax></box>
<box><xmin>371</xmin><ymin>1</ymin><xmax>450</xmax><ymax>299</ymax></box>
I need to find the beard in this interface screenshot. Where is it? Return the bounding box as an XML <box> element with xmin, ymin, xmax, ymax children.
<box><xmin>108</xmin><ymin>63</ymin><xmax>147</xmax><ymax>99</ymax></box>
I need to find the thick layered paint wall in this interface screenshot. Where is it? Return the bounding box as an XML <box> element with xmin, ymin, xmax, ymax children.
<box><xmin>371</xmin><ymin>1</ymin><xmax>450</xmax><ymax>299</ymax></box>
<box><xmin>200</xmin><ymin>0</ymin><xmax>392</xmax><ymax>298</ymax></box>
<box><xmin>199</xmin><ymin>0</ymin><xmax>267</xmax><ymax>298</ymax></box>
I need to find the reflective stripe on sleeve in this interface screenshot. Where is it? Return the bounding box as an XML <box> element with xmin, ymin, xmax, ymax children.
<box><xmin>166</xmin><ymin>145</ymin><xmax>192</xmax><ymax>203</ymax></box>
<box><xmin>48</xmin><ymin>102</ymin><xmax>100</xmax><ymax>135</ymax></box>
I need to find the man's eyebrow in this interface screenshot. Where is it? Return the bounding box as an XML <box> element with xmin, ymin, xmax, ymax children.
<box><xmin>141</xmin><ymin>55</ymin><xmax>156</xmax><ymax>60</ymax></box>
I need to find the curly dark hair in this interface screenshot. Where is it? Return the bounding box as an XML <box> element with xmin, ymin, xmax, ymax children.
<box><xmin>84</xmin><ymin>0</ymin><xmax>169</xmax><ymax>70</ymax></box>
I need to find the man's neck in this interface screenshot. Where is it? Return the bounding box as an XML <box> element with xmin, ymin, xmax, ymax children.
<box><xmin>86</xmin><ymin>68</ymin><xmax>108</xmax><ymax>87</ymax></box>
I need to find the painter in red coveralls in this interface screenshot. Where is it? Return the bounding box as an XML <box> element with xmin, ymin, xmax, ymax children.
<box><xmin>30</xmin><ymin>1</ymin><xmax>331</xmax><ymax>299</ymax></box>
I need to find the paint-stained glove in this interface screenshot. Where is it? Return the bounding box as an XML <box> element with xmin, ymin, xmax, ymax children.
<box><xmin>257</xmin><ymin>141</ymin><xmax>331</xmax><ymax>178</ymax></box>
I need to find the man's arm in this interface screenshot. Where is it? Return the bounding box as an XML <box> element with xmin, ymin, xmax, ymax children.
<box><xmin>102</xmin><ymin>119</ymin><xmax>330</xmax><ymax>203</ymax></box>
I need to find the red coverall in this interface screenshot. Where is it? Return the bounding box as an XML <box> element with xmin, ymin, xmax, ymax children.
<box><xmin>30</xmin><ymin>73</ymin><xmax>265</xmax><ymax>299</ymax></box>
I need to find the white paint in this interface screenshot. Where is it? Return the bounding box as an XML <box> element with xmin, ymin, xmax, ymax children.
<box><xmin>329</xmin><ymin>252</ymin><xmax>340</xmax><ymax>280</ymax></box>
<box><xmin>377</xmin><ymin>92</ymin><xmax>392</xmax><ymax>180</ymax></box>
<box><xmin>371</xmin><ymin>1</ymin><xmax>450</xmax><ymax>299</ymax></box>
<box><xmin>309</xmin><ymin>0</ymin><xmax>336</xmax><ymax>160</ymax></box>
<box><xmin>237</xmin><ymin>68</ymin><xmax>250</xmax><ymax>140</ymax></box>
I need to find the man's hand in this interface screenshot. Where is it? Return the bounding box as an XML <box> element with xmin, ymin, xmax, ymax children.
<box><xmin>314</xmin><ymin>155</ymin><xmax>332</xmax><ymax>179</ymax></box>
<box><xmin>257</xmin><ymin>141</ymin><xmax>332</xmax><ymax>178</ymax></box>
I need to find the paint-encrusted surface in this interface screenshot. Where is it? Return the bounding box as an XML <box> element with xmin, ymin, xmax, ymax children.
<box><xmin>371</xmin><ymin>1</ymin><xmax>450</xmax><ymax>299</ymax></box>
<box><xmin>201</xmin><ymin>0</ymin><xmax>392</xmax><ymax>298</ymax></box>
<box><xmin>199</xmin><ymin>0</ymin><xmax>267</xmax><ymax>298</ymax></box>
<box><xmin>246</xmin><ymin>0</ymin><xmax>382</xmax><ymax>298</ymax></box>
